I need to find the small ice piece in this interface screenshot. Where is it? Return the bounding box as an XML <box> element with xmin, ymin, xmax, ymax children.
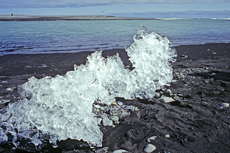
<box><xmin>117</xmin><ymin>101</ymin><xmax>123</xmax><ymax>106</ymax></box>
<box><xmin>165</xmin><ymin>134</ymin><xmax>170</xmax><ymax>138</ymax></box>
<box><xmin>147</xmin><ymin>136</ymin><xmax>157</xmax><ymax>142</ymax></box>
<box><xmin>24</xmin><ymin>65</ymin><xmax>32</xmax><ymax>69</ymax></box>
<box><xmin>110</xmin><ymin>116</ymin><xmax>119</xmax><ymax>122</ymax></box>
<box><xmin>94</xmin><ymin>104</ymin><xmax>101</xmax><ymax>109</ymax></box>
<box><xmin>41</xmin><ymin>64</ymin><xmax>47</xmax><ymax>68</ymax></box>
<box><xmin>159</xmin><ymin>96</ymin><xmax>174</xmax><ymax>103</ymax></box>
<box><xmin>144</xmin><ymin>144</ymin><xmax>156</xmax><ymax>153</ymax></box>
<box><xmin>97</xmin><ymin>118</ymin><xmax>102</xmax><ymax>125</ymax></box>
<box><xmin>6</xmin><ymin>88</ymin><xmax>13</xmax><ymax>92</ymax></box>
<box><xmin>113</xmin><ymin>149</ymin><xmax>128</xmax><ymax>153</ymax></box>
<box><xmin>220</xmin><ymin>103</ymin><xmax>229</xmax><ymax>109</ymax></box>
<box><xmin>102</xmin><ymin>118</ymin><xmax>113</xmax><ymax>126</ymax></box>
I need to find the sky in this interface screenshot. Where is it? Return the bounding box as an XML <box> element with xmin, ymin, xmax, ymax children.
<box><xmin>0</xmin><ymin>0</ymin><xmax>230</xmax><ymax>18</ymax></box>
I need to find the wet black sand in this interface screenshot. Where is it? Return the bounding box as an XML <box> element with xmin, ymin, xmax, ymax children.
<box><xmin>0</xmin><ymin>43</ymin><xmax>230</xmax><ymax>153</ymax></box>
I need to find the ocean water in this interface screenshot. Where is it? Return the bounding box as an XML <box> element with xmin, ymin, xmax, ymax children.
<box><xmin>0</xmin><ymin>18</ymin><xmax>230</xmax><ymax>56</ymax></box>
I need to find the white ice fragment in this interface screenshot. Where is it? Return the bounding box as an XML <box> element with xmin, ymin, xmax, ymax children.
<box><xmin>117</xmin><ymin>101</ymin><xmax>123</xmax><ymax>106</ymax></box>
<box><xmin>147</xmin><ymin>136</ymin><xmax>157</xmax><ymax>142</ymax></box>
<box><xmin>42</xmin><ymin>64</ymin><xmax>47</xmax><ymax>67</ymax></box>
<box><xmin>24</xmin><ymin>65</ymin><xmax>32</xmax><ymax>69</ymax></box>
<box><xmin>113</xmin><ymin>149</ymin><xmax>128</xmax><ymax>153</ymax></box>
<box><xmin>220</xmin><ymin>103</ymin><xmax>229</xmax><ymax>109</ymax></box>
<box><xmin>110</xmin><ymin>116</ymin><xmax>119</xmax><ymax>122</ymax></box>
<box><xmin>0</xmin><ymin>26</ymin><xmax>177</xmax><ymax>148</ymax></box>
<box><xmin>144</xmin><ymin>144</ymin><xmax>156</xmax><ymax>153</ymax></box>
<box><xmin>6</xmin><ymin>88</ymin><xmax>13</xmax><ymax>92</ymax></box>
<box><xmin>97</xmin><ymin>118</ymin><xmax>102</xmax><ymax>125</ymax></box>
<box><xmin>37</xmin><ymin>64</ymin><xmax>47</xmax><ymax>68</ymax></box>
<box><xmin>165</xmin><ymin>134</ymin><xmax>170</xmax><ymax>138</ymax></box>
<box><xmin>102</xmin><ymin>118</ymin><xmax>113</xmax><ymax>126</ymax></box>
<box><xmin>160</xmin><ymin>96</ymin><xmax>174</xmax><ymax>103</ymax></box>
<box><xmin>94</xmin><ymin>105</ymin><xmax>101</xmax><ymax>109</ymax></box>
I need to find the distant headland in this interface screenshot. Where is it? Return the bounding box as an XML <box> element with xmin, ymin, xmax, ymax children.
<box><xmin>0</xmin><ymin>15</ymin><xmax>156</xmax><ymax>21</ymax></box>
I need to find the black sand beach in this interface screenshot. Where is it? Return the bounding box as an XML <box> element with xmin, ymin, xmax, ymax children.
<box><xmin>0</xmin><ymin>43</ymin><xmax>230</xmax><ymax>153</ymax></box>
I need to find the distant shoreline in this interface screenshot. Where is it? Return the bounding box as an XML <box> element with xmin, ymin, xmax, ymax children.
<box><xmin>0</xmin><ymin>15</ymin><xmax>156</xmax><ymax>21</ymax></box>
<box><xmin>1</xmin><ymin>15</ymin><xmax>229</xmax><ymax>21</ymax></box>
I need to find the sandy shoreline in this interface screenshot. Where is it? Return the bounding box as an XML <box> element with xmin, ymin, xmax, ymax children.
<box><xmin>0</xmin><ymin>15</ymin><xmax>155</xmax><ymax>21</ymax></box>
<box><xmin>1</xmin><ymin>43</ymin><xmax>230</xmax><ymax>76</ymax></box>
<box><xmin>0</xmin><ymin>43</ymin><xmax>230</xmax><ymax>153</ymax></box>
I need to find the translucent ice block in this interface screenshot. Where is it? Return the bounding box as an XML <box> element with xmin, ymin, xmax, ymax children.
<box><xmin>0</xmin><ymin>25</ymin><xmax>177</xmax><ymax>148</ymax></box>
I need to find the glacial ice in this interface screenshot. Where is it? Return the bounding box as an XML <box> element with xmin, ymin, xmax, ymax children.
<box><xmin>0</xmin><ymin>26</ymin><xmax>177</xmax><ymax>148</ymax></box>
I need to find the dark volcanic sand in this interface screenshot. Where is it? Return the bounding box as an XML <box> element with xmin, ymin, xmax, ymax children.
<box><xmin>0</xmin><ymin>43</ymin><xmax>230</xmax><ymax>153</ymax></box>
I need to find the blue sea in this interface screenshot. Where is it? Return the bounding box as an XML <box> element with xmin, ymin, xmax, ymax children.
<box><xmin>0</xmin><ymin>18</ymin><xmax>230</xmax><ymax>56</ymax></box>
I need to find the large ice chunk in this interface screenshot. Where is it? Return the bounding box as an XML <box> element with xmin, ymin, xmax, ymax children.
<box><xmin>0</xmin><ymin>26</ymin><xmax>177</xmax><ymax>148</ymax></box>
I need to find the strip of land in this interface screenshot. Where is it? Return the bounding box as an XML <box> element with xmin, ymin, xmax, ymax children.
<box><xmin>0</xmin><ymin>15</ymin><xmax>155</xmax><ymax>21</ymax></box>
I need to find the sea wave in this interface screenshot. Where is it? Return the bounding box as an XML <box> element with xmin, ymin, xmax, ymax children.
<box><xmin>156</xmin><ymin>18</ymin><xmax>192</xmax><ymax>20</ymax></box>
<box><xmin>211</xmin><ymin>18</ymin><xmax>230</xmax><ymax>20</ymax></box>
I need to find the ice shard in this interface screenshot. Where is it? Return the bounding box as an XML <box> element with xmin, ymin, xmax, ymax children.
<box><xmin>0</xmin><ymin>26</ymin><xmax>177</xmax><ymax>148</ymax></box>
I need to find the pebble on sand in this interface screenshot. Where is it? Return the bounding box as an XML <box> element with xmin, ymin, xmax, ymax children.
<box><xmin>144</xmin><ymin>144</ymin><xmax>156</xmax><ymax>153</ymax></box>
<box><xmin>181</xmin><ymin>54</ymin><xmax>188</xmax><ymax>59</ymax></box>
<box><xmin>111</xmin><ymin>101</ymin><xmax>118</xmax><ymax>106</ymax></box>
<box><xmin>177</xmin><ymin>93</ymin><xmax>183</xmax><ymax>97</ymax></box>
